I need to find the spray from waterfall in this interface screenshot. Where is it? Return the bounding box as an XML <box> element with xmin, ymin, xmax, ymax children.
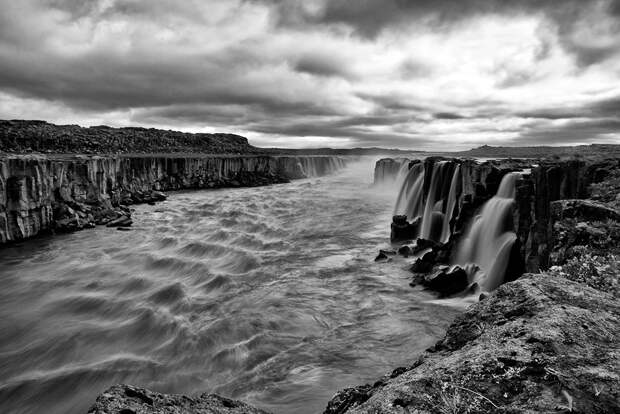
<box><xmin>455</xmin><ymin>172</ymin><xmax>520</xmax><ymax>292</ymax></box>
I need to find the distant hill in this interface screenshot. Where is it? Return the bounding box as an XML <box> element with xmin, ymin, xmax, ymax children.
<box><xmin>0</xmin><ymin>120</ymin><xmax>259</xmax><ymax>155</ymax></box>
<box><xmin>262</xmin><ymin>147</ymin><xmax>424</xmax><ymax>156</ymax></box>
<box><xmin>0</xmin><ymin>120</ymin><xmax>425</xmax><ymax>156</ymax></box>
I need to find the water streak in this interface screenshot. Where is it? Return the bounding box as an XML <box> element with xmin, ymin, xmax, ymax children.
<box><xmin>456</xmin><ymin>172</ymin><xmax>520</xmax><ymax>291</ymax></box>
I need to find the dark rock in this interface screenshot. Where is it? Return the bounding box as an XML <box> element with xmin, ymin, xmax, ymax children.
<box><xmin>390</xmin><ymin>215</ymin><xmax>419</xmax><ymax>242</ymax></box>
<box><xmin>397</xmin><ymin>245</ymin><xmax>412</xmax><ymax>257</ymax></box>
<box><xmin>374</xmin><ymin>252</ymin><xmax>388</xmax><ymax>262</ymax></box>
<box><xmin>106</xmin><ymin>215</ymin><xmax>132</xmax><ymax>228</ymax></box>
<box><xmin>423</xmin><ymin>265</ymin><xmax>469</xmax><ymax>296</ymax></box>
<box><xmin>412</xmin><ymin>238</ymin><xmax>439</xmax><ymax>254</ymax></box>
<box><xmin>410</xmin><ymin>257</ymin><xmax>433</xmax><ymax>274</ymax></box>
<box><xmin>88</xmin><ymin>384</ymin><xmax>269</xmax><ymax>414</ymax></box>
<box><xmin>150</xmin><ymin>191</ymin><xmax>167</xmax><ymax>201</ymax></box>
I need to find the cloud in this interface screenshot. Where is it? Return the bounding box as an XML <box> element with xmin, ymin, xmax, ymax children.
<box><xmin>0</xmin><ymin>0</ymin><xmax>619</xmax><ymax>149</ymax></box>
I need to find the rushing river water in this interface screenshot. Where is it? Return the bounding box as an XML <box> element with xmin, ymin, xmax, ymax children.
<box><xmin>0</xmin><ymin>158</ymin><xmax>459</xmax><ymax>414</ymax></box>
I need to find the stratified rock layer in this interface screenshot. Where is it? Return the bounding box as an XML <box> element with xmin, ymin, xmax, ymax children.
<box><xmin>324</xmin><ymin>273</ymin><xmax>620</xmax><ymax>413</ymax></box>
<box><xmin>88</xmin><ymin>384</ymin><xmax>269</xmax><ymax>414</ymax></box>
<box><xmin>0</xmin><ymin>154</ymin><xmax>346</xmax><ymax>243</ymax></box>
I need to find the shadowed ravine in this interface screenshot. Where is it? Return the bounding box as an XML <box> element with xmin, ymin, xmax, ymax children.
<box><xmin>0</xmin><ymin>159</ymin><xmax>458</xmax><ymax>414</ymax></box>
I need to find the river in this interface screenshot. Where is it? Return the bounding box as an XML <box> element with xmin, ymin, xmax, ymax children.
<box><xmin>0</xmin><ymin>158</ymin><xmax>458</xmax><ymax>414</ymax></box>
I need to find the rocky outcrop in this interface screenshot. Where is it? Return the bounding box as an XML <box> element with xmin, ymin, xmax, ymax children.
<box><xmin>88</xmin><ymin>384</ymin><xmax>269</xmax><ymax>414</ymax></box>
<box><xmin>0</xmin><ymin>154</ymin><xmax>347</xmax><ymax>243</ymax></box>
<box><xmin>324</xmin><ymin>273</ymin><xmax>620</xmax><ymax>413</ymax></box>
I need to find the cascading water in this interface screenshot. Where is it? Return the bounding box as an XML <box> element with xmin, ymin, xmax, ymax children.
<box><xmin>455</xmin><ymin>172</ymin><xmax>520</xmax><ymax>292</ymax></box>
<box><xmin>393</xmin><ymin>163</ymin><xmax>424</xmax><ymax>216</ymax></box>
<box><xmin>392</xmin><ymin>160</ymin><xmax>461</xmax><ymax>243</ymax></box>
<box><xmin>420</xmin><ymin>162</ymin><xmax>447</xmax><ymax>240</ymax></box>
<box><xmin>394</xmin><ymin>160</ymin><xmax>412</xmax><ymax>185</ymax></box>
<box><xmin>441</xmin><ymin>165</ymin><xmax>461</xmax><ymax>243</ymax></box>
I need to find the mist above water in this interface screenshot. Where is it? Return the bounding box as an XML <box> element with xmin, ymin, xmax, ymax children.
<box><xmin>0</xmin><ymin>158</ymin><xmax>457</xmax><ymax>414</ymax></box>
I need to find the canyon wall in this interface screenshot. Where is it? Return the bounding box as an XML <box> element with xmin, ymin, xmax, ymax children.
<box><xmin>0</xmin><ymin>155</ymin><xmax>347</xmax><ymax>244</ymax></box>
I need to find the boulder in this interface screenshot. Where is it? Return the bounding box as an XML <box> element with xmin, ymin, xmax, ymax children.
<box><xmin>106</xmin><ymin>215</ymin><xmax>132</xmax><ymax>228</ymax></box>
<box><xmin>397</xmin><ymin>245</ymin><xmax>412</xmax><ymax>257</ymax></box>
<box><xmin>88</xmin><ymin>384</ymin><xmax>269</xmax><ymax>414</ymax></box>
<box><xmin>374</xmin><ymin>249</ymin><xmax>396</xmax><ymax>262</ymax></box>
<box><xmin>423</xmin><ymin>265</ymin><xmax>469</xmax><ymax>296</ymax></box>
<box><xmin>390</xmin><ymin>215</ymin><xmax>419</xmax><ymax>243</ymax></box>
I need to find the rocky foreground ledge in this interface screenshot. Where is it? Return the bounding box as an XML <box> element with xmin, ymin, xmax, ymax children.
<box><xmin>88</xmin><ymin>272</ymin><xmax>620</xmax><ymax>414</ymax></box>
<box><xmin>89</xmin><ymin>384</ymin><xmax>268</xmax><ymax>414</ymax></box>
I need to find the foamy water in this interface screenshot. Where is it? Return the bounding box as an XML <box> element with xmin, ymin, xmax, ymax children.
<box><xmin>0</xmin><ymin>158</ymin><xmax>458</xmax><ymax>414</ymax></box>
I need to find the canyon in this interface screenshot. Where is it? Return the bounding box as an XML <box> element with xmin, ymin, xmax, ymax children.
<box><xmin>1</xmin><ymin>121</ymin><xmax>618</xmax><ymax>414</ymax></box>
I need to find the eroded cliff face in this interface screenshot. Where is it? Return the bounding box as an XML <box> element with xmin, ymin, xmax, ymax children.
<box><xmin>0</xmin><ymin>155</ymin><xmax>347</xmax><ymax>243</ymax></box>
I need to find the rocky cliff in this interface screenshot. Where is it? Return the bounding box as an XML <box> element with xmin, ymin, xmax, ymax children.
<box><xmin>0</xmin><ymin>154</ymin><xmax>347</xmax><ymax>244</ymax></box>
<box><xmin>382</xmin><ymin>156</ymin><xmax>620</xmax><ymax>275</ymax></box>
<box><xmin>324</xmin><ymin>273</ymin><xmax>620</xmax><ymax>413</ymax></box>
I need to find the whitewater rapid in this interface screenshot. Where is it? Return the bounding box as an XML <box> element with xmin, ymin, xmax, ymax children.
<box><xmin>0</xmin><ymin>158</ymin><xmax>457</xmax><ymax>414</ymax></box>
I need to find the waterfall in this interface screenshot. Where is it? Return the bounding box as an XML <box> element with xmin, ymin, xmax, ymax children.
<box><xmin>393</xmin><ymin>163</ymin><xmax>424</xmax><ymax>216</ymax></box>
<box><xmin>455</xmin><ymin>172</ymin><xmax>519</xmax><ymax>292</ymax></box>
<box><xmin>420</xmin><ymin>162</ymin><xmax>446</xmax><ymax>239</ymax></box>
<box><xmin>394</xmin><ymin>161</ymin><xmax>411</xmax><ymax>185</ymax></box>
<box><xmin>440</xmin><ymin>165</ymin><xmax>461</xmax><ymax>243</ymax></box>
<box><xmin>392</xmin><ymin>160</ymin><xmax>461</xmax><ymax>242</ymax></box>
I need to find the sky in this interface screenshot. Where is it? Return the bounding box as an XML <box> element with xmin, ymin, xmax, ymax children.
<box><xmin>0</xmin><ymin>0</ymin><xmax>619</xmax><ymax>150</ymax></box>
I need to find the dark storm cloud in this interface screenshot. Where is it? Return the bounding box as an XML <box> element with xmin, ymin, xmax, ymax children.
<box><xmin>293</xmin><ymin>54</ymin><xmax>354</xmax><ymax>79</ymax></box>
<box><xmin>263</xmin><ymin>0</ymin><xmax>620</xmax><ymax>66</ymax></box>
<box><xmin>433</xmin><ymin>112</ymin><xmax>466</xmax><ymax>120</ymax></box>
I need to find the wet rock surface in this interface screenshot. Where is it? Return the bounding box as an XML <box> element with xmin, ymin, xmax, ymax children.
<box><xmin>325</xmin><ymin>273</ymin><xmax>620</xmax><ymax>413</ymax></box>
<box><xmin>88</xmin><ymin>384</ymin><xmax>269</xmax><ymax>414</ymax></box>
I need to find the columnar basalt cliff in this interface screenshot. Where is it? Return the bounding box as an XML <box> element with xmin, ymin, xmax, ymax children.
<box><xmin>0</xmin><ymin>154</ymin><xmax>347</xmax><ymax>244</ymax></box>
